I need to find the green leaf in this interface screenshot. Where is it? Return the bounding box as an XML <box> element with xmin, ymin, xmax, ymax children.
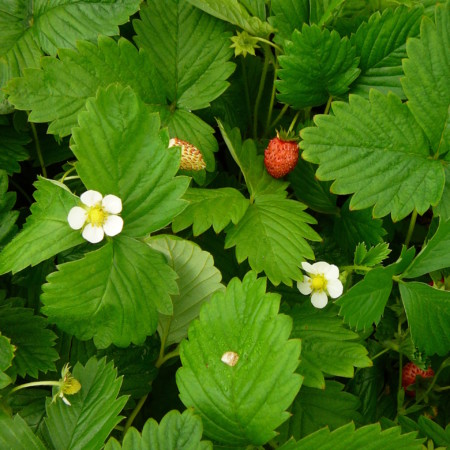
<box><xmin>310</xmin><ymin>0</ymin><xmax>347</xmax><ymax>27</ymax></box>
<box><xmin>0</xmin><ymin>333</ymin><xmax>14</xmax><ymax>389</ymax></box>
<box><xmin>0</xmin><ymin>304</ymin><xmax>58</xmax><ymax>378</ymax></box>
<box><xmin>0</xmin><ymin>171</ymin><xmax>19</xmax><ymax>245</ymax></box>
<box><xmin>403</xmin><ymin>218</ymin><xmax>450</xmax><ymax>279</ymax></box>
<box><xmin>0</xmin><ymin>178</ymin><xmax>83</xmax><ymax>275</ymax></box>
<box><xmin>218</xmin><ymin>122</ymin><xmax>289</xmax><ymax>198</ymax></box>
<box><xmin>417</xmin><ymin>416</ymin><xmax>450</xmax><ymax>447</ymax></box>
<box><xmin>333</xmin><ymin>198</ymin><xmax>386</xmax><ymax>257</ymax></box>
<box><xmin>72</xmin><ymin>84</ymin><xmax>189</xmax><ymax>237</ymax></box>
<box><xmin>0</xmin><ymin>0</ymin><xmax>141</xmax><ymax>90</ymax></box>
<box><xmin>148</xmin><ymin>235</ymin><xmax>225</xmax><ymax>348</ymax></box>
<box><xmin>271</xmin><ymin>0</ymin><xmax>309</xmax><ymax>44</ymax></box>
<box><xmin>40</xmin><ymin>357</ymin><xmax>127</xmax><ymax>450</ymax></box>
<box><xmin>277</xmin><ymin>25</ymin><xmax>360</xmax><ymax>109</ymax></box>
<box><xmin>285</xmin><ymin>422</ymin><xmax>422</xmax><ymax>449</ymax></box>
<box><xmin>354</xmin><ymin>243</ymin><xmax>391</xmax><ymax>267</ymax></box>
<box><xmin>301</xmin><ymin>90</ymin><xmax>445</xmax><ymax>221</ymax></box>
<box><xmin>282</xmin><ymin>381</ymin><xmax>362</xmax><ymax>439</ymax></box>
<box><xmin>184</xmin><ymin>0</ymin><xmax>275</xmax><ymax>36</ymax></box>
<box><xmin>434</xmin><ymin>165</ymin><xmax>450</xmax><ymax>220</ymax></box>
<box><xmin>399</xmin><ymin>282</ymin><xmax>450</xmax><ymax>356</ymax></box>
<box><xmin>225</xmin><ymin>195</ymin><xmax>321</xmax><ymax>286</ymax></box>
<box><xmin>0</xmin><ymin>414</ymin><xmax>46</xmax><ymax>450</ymax></box>
<box><xmin>172</xmin><ymin>188</ymin><xmax>249</xmax><ymax>235</ymax></box>
<box><xmin>105</xmin><ymin>409</ymin><xmax>212</xmax><ymax>450</ymax></box>
<box><xmin>134</xmin><ymin>0</ymin><xmax>235</xmax><ymax>111</ymax></box>
<box><xmin>0</xmin><ymin>125</ymin><xmax>29</xmax><ymax>174</ymax></box>
<box><xmin>290</xmin><ymin>303</ymin><xmax>372</xmax><ymax>388</ymax></box>
<box><xmin>402</xmin><ymin>2</ymin><xmax>450</xmax><ymax>156</ymax></box>
<box><xmin>350</xmin><ymin>6</ymin><xmax>422</xmax><ymax>97</ymax></box>
<box><xmin>41</xmin><ymin>235</ymin><xmax>178</xmax><ymax>349</ymax></box>
<box><xmin>176</xmin><ymin>271</ymin><xmax>302</xmax><ymax>446</ymax></box>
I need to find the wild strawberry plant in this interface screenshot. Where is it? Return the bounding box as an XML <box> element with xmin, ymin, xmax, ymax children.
<box><xmin>0</xmin><ymin>0</ymin><xmax>449</xmax><ymax>448</ymax></box>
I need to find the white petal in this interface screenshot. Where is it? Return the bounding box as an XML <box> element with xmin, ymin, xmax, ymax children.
<box><xmin>312</xmin><ymin>261</ymin><xmax>332</xmax><ymax>275</ymax></box>
<box><xmin>82</xmin><ymin>224</ymin><xmax>104</xmax><ymax>243</ymax></box>
<box><xmin>297</xmin><ymin>276</ymin><xmax>312</xmax><ymax>295</ymax></box>
<box><xmin>169</xmin><ymin>138</ymin><xmax>177</xmax><ymax>147</ymax></box>
<box><xmin>67</xmin><ymin>207</ymin><xmax>87</xmax><ymax>230</ymax></box>
<box><xmin>324</xmin><ymin>263</ymin><xmax>340</xmax><ymax>280</ymax></box>
<box><xmin>326</xmin><ymin>278</ymin><xmax>343</xmax><ymax>298</ymax></box>
<box><xmin>301</xmin><ymin>261</ymin><xmax>315</xmax><ymax>275</ymax></box>
<box><xmin>102</xmin><ymin>194</ymin><xmax>122</xmax><ymax>214</ymax></box>
<box><xmin>80</xmin><ymin>190</ymin><xmax>102</xmax><ymax>207</ymax></box>
<box><xmin>103</xmin><ymin>215</ymin><xmax>123</xmax><ymax>237</ymax></box>
<box><xmin>311</xmin><ymin>291</ymin><xmax>328</xmax><ymax>309</ymax></box>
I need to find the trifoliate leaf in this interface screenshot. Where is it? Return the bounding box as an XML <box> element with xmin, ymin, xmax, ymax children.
<box><xmin>402</xmin><ymin>2</ymin><xmax>450</xmax><ymax>156</ymax></box>
<box><xmin>218</xmin><ymin>121</ymin><xmax>289</xmax><ymax>198</ymax></box>
<box><xmin>172</xmin><ymin>188</ymin><xmax>249</xmax><ymax>235</ymax></box>
<box><xmin>0</xmin><ymin>414</ymin><xmax>46</xmax><ymax>450</ymax></box>
<box><xmin>0</xmin><ymin>125</ymin><xmax>29</xmax><ymax>174</ymax></box>
<box><xmin>354</xmin><ymin>243</ymin><xmax>391</xmax><ymax>267</ymax></box>
<box><xmin>225</xmin><ymin>194</ymin><xmax>321</xmax><ymax>286</ymax></box>
<box><xmin>399</xmin><ymin>282</ymin><xmax>450</xmax><ymax>356</ymax></box>
<box><xmin>0</xmin><ymin>304</ymin><xmax>58</xmax><ymax>378</ymax></box>
<box><xmin>284</xmin><ymin>422</ymin><xmax>422</xmax><ymax>450</ymax></box>
<box><xmin>0</xmin><ymin>178</ymin><xmax>83</xmax><ymax>275</ymax></box>
<box><xmin>105</xmin><ymin>409</ymin><xmax>212</xmax><ymax>450</ymax></box>
<box><xmin>403</xmin><ymin>218</ymin><xmax>450</xmax><ymax>278</ymax></box>
<box><xmin>40</xmin><ymin>357</ymin><xmax>127</xmax><ymax>450</ymax></box>
<box><xmin>177</xmin><ymin>271</ymin><xmax>302</xmax><ymax>446</ymax></box>
<box><xmin>0</xmin><ymin>0</ymin><xmax>141</xmax><ymax>91</ymax></box>
<box><xmin>281</xmin><ymin>381</ymin><xmax>362</xmax><ymax>440</ymax></box>
<box><xmin>333</xmin><ymin>198</ymin><xmax>386</xmax><ymax>258</ymax></box>
<box><xmin>290</xmin><ymin>303</ymin><xmax>371</xmax><ymax>388</ymax></box>
<box><xmin>184</xmin><ymin>0</ymin><xmax>275</xmax><ymax>36</ymax></box>
<box><xmin>148</xmin><ymin>235</ymin><xmax>225</xmax><ymax>349</ymax></box>
<box><xmin>277</xmin><ymin>25</ymin><xmax>360</xmax><ymax>109</ymax></box>
<box><xmin>72</xmin><ymin>84</ymin><xmax>189</xmax><ymax>238</ymax></box>
<box><xmin>301</xmin><ymin>90</ymin><xmax>444</xmax><ymax>221</ymax></box>
<box><xmin>0</xmin><ymin>170</ymin><xmax>19</xmax><ymax>245</ymax></box>
<box><xmin>41</xmin><ymin>236</ymin><xmax>178</xmax><ymax>349</ymax></box>
<box><xmin>350</xmin><ymin>6</ymin><xmax>422</xmax><ymax>97</ymax></box>
<box><xmin>271</xmin><ymin>0</ymin><xmax>309</xmax><ymax>45</ymax></box>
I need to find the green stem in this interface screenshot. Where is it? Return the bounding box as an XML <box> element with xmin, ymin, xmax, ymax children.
<box><xmin>341</xmin><ymin>265</ymin><xmax>372</xmax><ymax>273</ymax></box>
<box><xmin>240</xmin><ymin>57</ymin><xmax>252</xmax><ymax>136</ymax></box>
<box><xmin>371</xmin><ymin>348</ymin><xmax>389</xmax><ymax>361</ymax></box>
<box><xmin>265</xmin><ymin>58</ymin><xmax>279</xmax><ymax>136</ymax></box>
<box><xmin>9</xmin><ymin>380</ymin><xmax>60</xmax><ymax>395</ymax></box>
<box><xmin>324</xmin><ymin>96</ymin><xmax>333</xmax><ymax>115</ymax></box>
<box><xmin>253</xmin><ymin>44</ymin><xmax>271</xmax><ymax>139</ymax></box>
<box><xmin>254</xmin><ymin>37</ymin><xmax>283</xmax><ymax>53</ymax></box>
<box><xmin>122</xmin><ymin>394</ymin><xmax>148</xmax><ymax>438</ymax></box>
<box><xmin>155</xmin><ymin>347</ymin><xmax>180</xmax><ymax>369</ymax></box>
<box><xmin>9</xmin><ymin>178</ymin><xmax>33</xmax><ymax>204</ymax></box>
<box><xmin>60</xmin><ymin>166</ymin><xmax>77</xmax><ymax>184</ymax></box>
<box><xmin>404</xmin><ymin>209</ymin><xmax>417</xmax><ymax>247</ymax></box>
<box><xmin>30</xmin><ymin>121</ymin><xmax>47</xmax><ymax>178</ymax></box>
<box><xmin>287</xmin><ymin>110</ymin><xmax>300</xmax><ymax>134</ymax></box>
<box><xmin>269</xmin><ymin>103</ymin><xmax>289</xmax><ymax>130</ymax></box>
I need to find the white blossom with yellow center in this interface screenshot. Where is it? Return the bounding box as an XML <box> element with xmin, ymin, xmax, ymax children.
<box><xmin>297</xmin><ymin>261</ymin><xmax>343</xmax><ymax>309</ymax></box>
<box><xmin>67</xmin><ymin>190</ymin><xmax>123</xmax><ymax>244</ymax></box>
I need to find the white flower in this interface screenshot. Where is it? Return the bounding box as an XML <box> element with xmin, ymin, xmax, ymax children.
<box><xmin>297</xmin><ymin>261</ymin><xmax>343</xmax><ymax>309</ymax></box>
<box><xmin>67</xmin><ymin>190</ymin><xmax>123</xmax><ymax>244</ymax></box>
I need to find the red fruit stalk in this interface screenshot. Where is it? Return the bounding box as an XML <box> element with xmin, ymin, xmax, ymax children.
<box><xmin>264</xmin><ymin>132</ymin><xmax>299</xmax><ymax>178</ymax></box>
<box><xmin>402</xmin><ymin>362</ymin><xmax>434</xmax><ymax>397</ymax></box>
<box><xmin>169</xmin><ymin>138</ymin><xmax>206</xmax><ymax>171</ymax></box>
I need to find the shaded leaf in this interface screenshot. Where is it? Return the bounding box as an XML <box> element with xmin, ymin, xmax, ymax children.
<box><xmin>0</xmin><ymin>125</ymin><xmax>29</xmax><ymax>174</ymax></box>
<box><xmin>417</xmin><ymin>416</ymin><xmax>450</xmax><ymax>448</ymax></box>
<box><xmin>270</xmin><ymin>0</ymin><xmax>309</xmax><ymax>44</ymax></box>
<box><xmin>0</xmin><ymin>414</ymin><xmax>46</xmax><ymax>450</ymax></box>
<box><xmin>0</xmin><ymin>333</ymin><xmax>14</xmax><ymax>389</ymax></box>
<box><xmin>177</xmin><ymin>271</ymin><xmax>302</xmax><ymax>446</ymax></box>
<box><xmin>0</xmin><ymin>170</ymin><xmax>19</xmax><ymax>246</ymax></box>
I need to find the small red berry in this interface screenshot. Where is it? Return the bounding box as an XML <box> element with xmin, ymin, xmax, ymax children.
<box><xmin>264</xmin><ymin>132</ymin><xmax>299</xmax><ymax>178</ymax></box>
<box><xmin>402</xmin><ymin>362</ymin><xmax>434</xmax><ymax>397</ymax></box>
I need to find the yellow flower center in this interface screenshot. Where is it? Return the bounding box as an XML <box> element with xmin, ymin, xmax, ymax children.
<box><xmin>310</xmin><ymin>274</ymin><xmax>327</xmax><ymax>291</ymax></box>
<box><xmin>86</xmin><ymin>205</ymin><xmax>106</xmax><ymax>226</ymax></box>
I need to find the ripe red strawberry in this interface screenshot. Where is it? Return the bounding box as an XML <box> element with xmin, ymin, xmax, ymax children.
<box><xmin>264</xmin><ymin>131</ymin><xmax>299</xmax><ymax>178</ymax></box>
<box><xmin>169</xmin><ymin>138</ymin><xmax>206</xmax><ymax>171</ymax></box>
<box><xmin>402</xmin><ymin>362</ymin><xmax>434</xmax><ymax>397</ymax></box>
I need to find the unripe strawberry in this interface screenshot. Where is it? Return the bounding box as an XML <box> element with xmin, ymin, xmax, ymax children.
<box><xmin>169</xmin><ymin>138</ymin><xmax>206</xmax><ymax>171</ymax></box>
<box><xmin>402</xmin><ymin>362</ymin><xmax>434</xmax><ymax>397</ymax></box>
<box><xmin>264</xmin><ymin>131</ymin><xmax>299</xmax><ymax>178</ymax></box>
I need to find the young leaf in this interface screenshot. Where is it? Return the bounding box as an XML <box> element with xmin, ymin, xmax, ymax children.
<box><xmin>105</xmin><ymin>409</ymin><xmax>212</xmax><ymax>450</ymax></box>
<box><xmin>350</xmin><ymin>6</ymin><xmax>422</xmax><ymax>97</ymax></box>
<box><xmin>72</xmin><ymin>84</ymin><xmax>189</xmax><ymax>238</ymax></box>
<box><xmin>39</xmin><ymin>357</ymin><xmax>128</xmax><ymax>450</ymax></box>
<box><xmin>0</xmin><ymin>414</ymin><xmax>46</xmax><ymax>450</ymax></box>
<box><xmin>301</xmin><ymin>90</ymin><xmax>445</xmax><ymax>221</ymax></box>
<box><xmin>0</xmin><ymin>125</ymin><xmax>30</xmax><ymax>174</ymax></box>
<box><xmin>0</xmin><ymin>178</ymin><xmax>83</xmax><ymax>275</ymax></box>
<box><xmin>41</xmin><ymin>236</ymin><xmax>178</xmax><ymax>349</ymax></box>
<box><xmin>225</xmin><ymin>195</ymin><xmax>321</xmax><ymax>286</ymax></box>
<box><xmin>0</xmin><ymin>304</ymin><xmax>58</xmax><ymax>378</ymax></box>
<box><xmin>403</xmin><ymin>218</ymin><xmax>450</xmax><ymax>279</ymax></box>
<box><xmin>172</xmin><ymin>188</ymin><xmax>249</xmax><ymax>235</ymax></box>
<box><xmin>354</xmin><ymin>243</ymin><xmax>391</xmax><ymax>267</ymax></box>
<box><xmin>399</xmin><ymin>282</ymin><xmax>450</xmax><ymax>356</ymax></box>
<box><xmin>290</xmin><ymin>303</ymin><xmax>371</xmax><ymax>388</ymax></box>
<box><xmin>402</xmin><ymin>2</ymin><xmax>450</xmax><ymax>156</ymax></box>
<box><xmin>148</xmin><ymin>235</ymin><xmax>225</xmax><ymax>349</ymax></box>
<box><xmin>277</xmin><ymin>25</ymin><xmax>360</xmax><ymax>109</ymax></box>
<box><xmin>176</xmin><ymin>271</ymin><xmax>302</xmax><ymax>446</ymax></box>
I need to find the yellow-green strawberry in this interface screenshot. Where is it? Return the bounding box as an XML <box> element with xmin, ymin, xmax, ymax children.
<box><xmin>169</xmin><ymin>138</ymin><xmax>206</xmax><ymax>171</ymax></box>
